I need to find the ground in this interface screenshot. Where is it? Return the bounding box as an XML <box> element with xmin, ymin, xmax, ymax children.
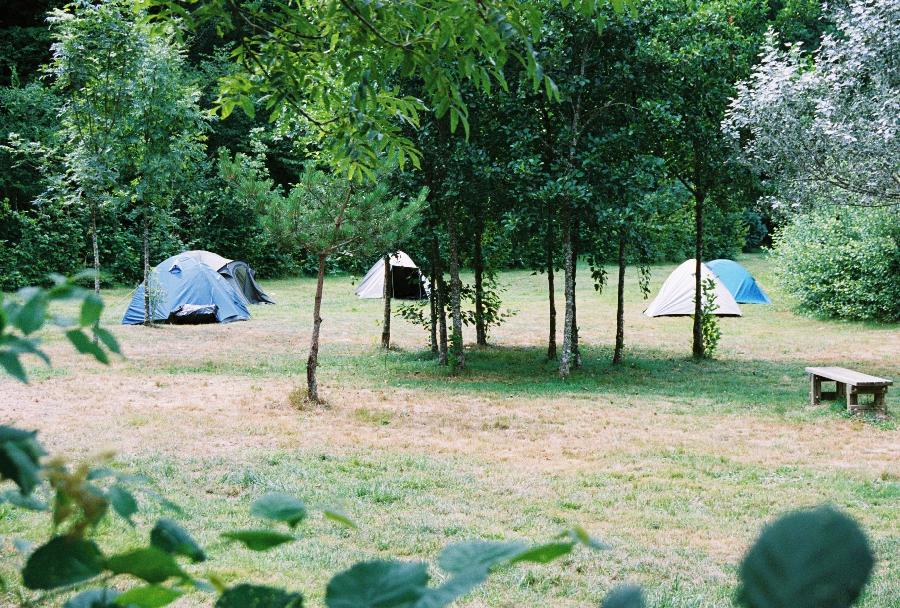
<box><xmin>1</xmin><ymin>254</ymin><xmax>897</xmax><ymax>607</ymax></box>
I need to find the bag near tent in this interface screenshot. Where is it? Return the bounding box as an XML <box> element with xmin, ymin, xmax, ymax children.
<box><xmin>121</xmin><ymin>251</ymin><xmax>273</xmax><ymax>325</ymax></box>
<box><xmin>355</xmin><ymin>251</ymin><xmax>428</xmax><ymax>300</ymax></box>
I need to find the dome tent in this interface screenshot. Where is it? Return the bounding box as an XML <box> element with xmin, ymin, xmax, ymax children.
<box><xmin>121</xmin><ymin>254</ymin><xmax>250</xmax><ymax>324</ymax></box>
<box><xmin>644</xmin><ymin>259</ymin><xmax>742</xmax><ymax>317</ymax></box>
<box><xmin>706</xmin><ymin>259</ymin><xmax>771</xmax><ymax>304</ymax></box>
<box><xmin>355</xmin><ymin>251</ymin><xmax>427</xmax><ymax>300</ymax></box>
<box><xmin>181</xmin><ymin>250</ymin><xmax>274</xmax><ymax>305</ymax></box>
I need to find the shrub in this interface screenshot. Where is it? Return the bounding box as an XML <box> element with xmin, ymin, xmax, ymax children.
<box><xmin>772</xmin><ymin>207</ymin><xmax>900</xmax><ymax>321</ymax></box>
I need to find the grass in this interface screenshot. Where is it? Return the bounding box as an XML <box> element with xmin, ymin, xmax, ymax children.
<box><xmin>0</xmin><ymin>253</ymin><xmax>897</xmax><ymax>606</ymax></box>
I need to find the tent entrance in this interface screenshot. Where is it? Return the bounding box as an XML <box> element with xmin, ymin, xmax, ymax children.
<box><xmin>391</xmin><ymin>267</ymin><xmax>424</xmax><ymax>300</ymax></box>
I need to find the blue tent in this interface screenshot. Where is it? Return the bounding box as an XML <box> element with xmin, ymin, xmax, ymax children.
<box><xmin>706</xmin><ymin>259</ymin><xmax>771</xmax><ymax>305</ymax></box>
<box><xmin>122</xmin><ymin>254</ymin><xmax>250</xmax><ymax>324</ymax></box>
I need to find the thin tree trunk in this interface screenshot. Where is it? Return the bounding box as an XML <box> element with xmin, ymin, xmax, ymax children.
<box><xmin>447</xmin><ymin>220</ymin><xmax>465</xmax><ymax>371</ymax></box>
<box><xmin>307</xmin><ymin>254</ymin><xmax>327</xmax><ymax>402</ymax></box>
<box><xmin>473</xmin><ymin>228</ymin><xmax>486</xmax><ymax>346</ymax></box>
<box><xmin>570</xmin><ymin>218</ymin><xmax>580</xmax><ymax>369</ymax></box>
<box><xmin>91</xmin><ymin>202</ymin><xmax>100</xmax><ymax>295</ymax></box>
<box><xmin>432</xmin><ymin>237</ymin><xmax>448</xmax><ymax>365</ymax></box>
<box><xmin>545</xmin><ymin>214</ymin><xmax>557</xmax><ymax>360</ymax></box>
<box><xmin>692</xmin><ymin>192</ymin><xmax>705</xmax><ymax>359</ymax></box>
<box><xmin>559</xmin><ymin>214</ymin><xmax>575</xmax><ymax>378</ymax></box>
<box><xmin>142</xmin><ymin>214</ymin><xmax>151</xmax><ymax>326</ymax></box>
<box><xmin>381</xmin><ymin>254</ymin><xmax>392</xmax><ymax>349</ymax></box>
<box><xmin>613</xmin><ymin>229</ymin><xmax>627</xmax><ymax>364</ymax></box>
<box><xmin>428</xmin><ymin>270</ymin><xmax>438</xmax><ymax>356</ymax></box>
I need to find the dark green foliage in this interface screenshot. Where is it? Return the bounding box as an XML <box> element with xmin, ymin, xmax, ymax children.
<box><xmin>772</xmin><ymin>207</ymin><xmax>900</xmax><ymax>322</ymax></box>
<box><xmin>105</xmin><ymin>547</ymin><xmax>188</xmax><ymax>584</ymax></box>
<box><xmin>698</xmin><ymin>277</ymin><xmax>722</xmax><ymax>358</ymax></box>
<box><xmin>22</xmin><ymin>536</ymin><xmax>104</xmax><ymax>590</ymax></box>
<box><xmin>150</xmin><ymin>519</ymin><xmax>206</xmax><ymax>563</ymax></box>
<box><xmin>216</xmin><ymin>585</ymin><xmax>302</xmax><ymax>608</ymax></box>
<box><xmin>114</xmin><ymin>585</ymin><xmax>183</xmax><ymax>608</ymax></box>
<box><xmin>63</xmin><ymin>588</ymin><xmax>121</xmax><ymax>608</ymax></box>
<box><xmin>0</xmin><ymin>427</ymin><xmax>45</xmax><ymax>495</ymax></box>
<box><xmin>602</xmin><ymin>585</ymin><xmax>646</xmax><ymax>608</ymax></box>
<box><xmin>221</xmin><ymin>530</ymin><xmax>296</xmax><ymax>552</ymax></box>
<box><xmin>325</xmin><ymin>560</ymin><xmax>430</xmax><ymax>608</ymax></box>
<box><xmin>736</xmin><ymin>505</ymin><xmax>874</xmax><ymax>608</ymax></box>
<box><xmin>250</xmin><ymin>493</ymin><xmax>307</xmax><ymax>528</ymax></box>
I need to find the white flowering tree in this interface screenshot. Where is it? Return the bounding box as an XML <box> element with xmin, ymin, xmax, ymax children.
<box><xmin>725</xmin><ymin>0</ymin><xmax>899</xmax><ymax>212</ymax></box>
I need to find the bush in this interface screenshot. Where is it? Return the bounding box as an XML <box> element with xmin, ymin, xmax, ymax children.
<box><xmin>772</xmin><ymin>206</ymin><xmax>900</xmax><ymax>321</ymax></box>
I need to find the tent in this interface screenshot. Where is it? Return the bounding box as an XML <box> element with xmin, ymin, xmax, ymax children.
<box><xmin>122</xmin><ymin>254</ymin><xmax>251</xmax><ymax>324</ymax></box>
<box><xmin>182</xmin><ymin>250</ymin><xmax>274</xmax><ymax>304</ymax></box>
<box><xmin>644</xmin><ymin>259</ymin><xmax>742</xmax><ymax>317</ymax></box>
<box><xmin>355</xmin><ymin>251</ymin><xmax>427</xmax><ymax>300</ymax></box>
<box><xmin>706</xmin><ymin>259</ymin><xmax>771</xmax><ymax>304</ymax></box>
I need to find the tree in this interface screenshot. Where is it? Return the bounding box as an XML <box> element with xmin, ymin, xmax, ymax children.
<box><xmin>264</xmin><ymin>165</ymin><xmax>424</xmax><ymax>402</ymax></box>
<box><xmin>636</xmin><ymin>0</ymin><xmax>766</xmax><ymax>358</ymax></box>
<box><xmin>125</xmin><ymin>28</ymin><xmax>206</xmax><ymax>325</ymax></box>
<box><xmin>725</xmin><ymin>0</ymin><xmax>900</xmax><ymax>212</ymax></box>
<box><xmin>46</xmin><ymin>0</ymin><xmax>148</xmax><ymax>296</ymax></box>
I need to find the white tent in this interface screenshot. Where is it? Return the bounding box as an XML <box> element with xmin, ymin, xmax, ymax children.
<box><xmin>644</xmin><ymin>259</ymin><xmax>742</xmax><ymax>317</ymax></box>
<box><xmin>355</xmin><ymin>251</ymin><xmax>427</xmax><ymax>299</ymax></box>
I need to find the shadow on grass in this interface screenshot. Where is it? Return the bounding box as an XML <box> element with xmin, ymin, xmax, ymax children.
<box><xmin>345</xmin><ymin>345</ymin><xmax>896</xmax><ymax>420</ymax></box>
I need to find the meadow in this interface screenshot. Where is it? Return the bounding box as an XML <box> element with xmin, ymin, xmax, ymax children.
<box><xmin>1</xmin><ymin>254</ymin><xmax>897</xmax><ymax>607</ymax></box>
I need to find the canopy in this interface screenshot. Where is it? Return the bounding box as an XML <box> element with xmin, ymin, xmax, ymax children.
<box><xmin>182</xmin><ymin>250</ymin><xmax>231</xmax><ymax>271</ymax></box>
<box><xmin>122</xmin><ymin>254</ymin><xmax>250</xmax><ymax>324</ymax></box>
<box><xmin>355</xmin><ymin>251</ymin><xmax>427</xmax><ymax>300</ymax></box>
<box><xmin>706</xmin><ymin>259</ymin><xmax>771</xmax><ymax>304</ymax></box>
<box><xmin>644</xmin><ymin>259</ymin><xmax>742</xmax><ymax>317</ymax></box>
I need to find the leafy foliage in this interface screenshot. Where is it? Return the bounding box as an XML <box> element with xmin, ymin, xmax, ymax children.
<box><xmin>772</xmin><ymin>206</ymin><xmax>900</xmax><ymax>321</ymax></box>
<box><xmin>697</xmin><ymin>277</ymin><xmax>722</xmax><ymax>358</ymax></box>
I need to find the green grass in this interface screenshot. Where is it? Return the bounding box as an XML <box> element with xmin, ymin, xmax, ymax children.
<box><xmin>1</xmin><ymin>253</ymin><xmax>897</xmax><ymax>606</ymax></box>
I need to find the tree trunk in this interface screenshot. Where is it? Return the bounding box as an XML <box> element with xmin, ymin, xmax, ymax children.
<box><xmin>559</xmin><ymin>214</ymin><xmax>575</xmax><ymax>378</ymax></box>
<box><xmin>447</xmin><ymin>220</ymin><xmax>465</xmax><ymax>371</ymax></box>
<box><xmin>473</xmin><ymin>228</ymin><xmax>486</xmax><ymax>346</ymax></box>
<box><xmin>692</xmin><ymin>192</ymin><xmax>705</xmax><ymax>359</ymax></box>
<box><xmin>307</xmin><ymin>254</ymin><xmax>326</xmax><ymax>402</ymax></box>
<box><xmin>91</xmin><ymin>203</ymin><xmax>100</xmax><ymax>295</ymax></box>
<box><xmin>570</xmin><ymin>218</ymin><xmax>580</xmax><ymax>369</ymax></box>
<box><xmin>613</xmin><ymin>230</ymin><xmax>627</xmax><ymax>364</ymax></box>
<box><xmin>142</xmin><ymin>213</ymin><xmax>151</xmax><ymax>326</ymax></box>
<box><xmin>428</xmin><ymin>271</ymin><xmax>438</xmax><ymax>356</ymax></box>
<box><xmin>432</xmin><ymin>237</ymin><xmax>448</xmax><ymax>365</ymax></box>
<box><xmin>545</xmin><ymin>215</ymin><xmax>557</xmax><ymax>360</ymax></box>
<box><xmin>381</xmin><ymin>254</ymin><xmax>392</xmax><ymax>349</ymax></box>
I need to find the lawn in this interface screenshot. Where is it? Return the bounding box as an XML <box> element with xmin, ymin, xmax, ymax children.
<box><xmin>1</xmin><ymin>254</ymin><xmax>898</xmax><ymax>607</ymax></box>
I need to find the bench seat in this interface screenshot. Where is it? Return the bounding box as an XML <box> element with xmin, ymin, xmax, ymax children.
<box><xmin>806</xmin><ymin>367</ymin><xmax>891</xmax><ymax>414</ymax></box>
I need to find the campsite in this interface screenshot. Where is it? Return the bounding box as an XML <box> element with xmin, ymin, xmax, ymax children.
<box><xmin>1</xmin><ymin>1</ymin><xmax>898</xmax><ymax>607</ymax></box>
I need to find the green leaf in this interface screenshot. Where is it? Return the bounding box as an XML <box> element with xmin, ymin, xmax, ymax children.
<box><xmin>0</xmin><ymin>426</ymin><xmax>45</xmax><ymax>494</ymax></box>
<box><xmin>0</xmin><ymin>489</ymin><xmax>47</xmax><ymax>511</ymax></box>
<box><xmin>80</xmin><ymin>293</ymin><xmax>104</xmax><ymax>327</ymax></box>
<box><xmin>93</xmin><ymin>327</ymin><xmax>121</xmax><ymax>354</ymax></box>
<box><xmin>508</xmin><ymin>541</ymin><xmax>575</xmax><ymax>565</ymax></box>
<box><xmin>22</xmin><ymin>536</ymin><xmax>104</xmax><ymax>590</ymax></box>
<box><xmin>114</xmin><ymin>585</ymin><xmax>182</xmax><ymax>608</ymax></box>
<box><xmin>437</xmin><ymin>540</ymin><xmax>526</xmax><ymax>574</ymax></box>
<box><xmin>12</xmin><ymin>287</ymin><xmax>47</xmax><ymax>335</ymax></box>
<box><xmin>736</xmin><ymin>505</ymin><xmax>874</xmax><ymax>608</ymax></box>
<box><xmin>326</xmin><ymin>560</ymin><xmax>429</xmax><ymax>608</ymax></box>
<box><xmin>221</xmin><ymin>529</ymin><xmax>295</xmax><ymax>551</ymax></box>
<box><xmin>150</xmin><ymin>519</ymin><xmax>206</xmax><ymax>562</ymax></box>
<box><xmin>323</xmin><ymin>508</ymin><xmax>357</xmax><ymax>529</ymax></box>
<box><xmin>602</xmin><ymin>584</ymin><xmax>645</xmax><ymax>608</ymax></box>
<box><xmin>412</xmin><ymin>568</ymin><xmax>488</xmax><ymax>608</ymax></box>
<box><xmin>108</xmin><ymin>485</ymin><xmax>138</xmax><ymax>525</ymax></box>
<box><xmin>66</xmin><ymin>329</ymin><xmax>109</xmax><ymax>365</ymax></box>
<box><xmin>105</xmin><ymin>547</ymin><xmax>188</xmax><ymax>584</ymax></box>
<box><xmin>215</xmin><ymin>584</ymin><xmax>303</xmax><ymax>608</ymax></box>
<box><xmin>250</xmin><ymin>493</ymin><xmax>307</xmax><ymax>528</ymax></box>
<box><xmin>0</xmin><ymin>351</ymin><xmax>27</xmax><ymax>382</ymax></box>
<box><xmin>64</xmin><ymin>589</ymin><xmax>120</xmax><ymax>608</ymax></box>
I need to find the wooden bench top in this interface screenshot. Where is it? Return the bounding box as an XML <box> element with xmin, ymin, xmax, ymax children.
<box><xmin>805</xmin><ymin>366</ymin><xmax>893</xmax><ymax>387</ymax></box>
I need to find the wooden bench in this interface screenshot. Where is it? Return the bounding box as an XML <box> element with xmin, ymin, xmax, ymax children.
<box><xmin>806</xmin><ymin>367</ymin><xmax>892</xmax><ymax>414</ymax></box>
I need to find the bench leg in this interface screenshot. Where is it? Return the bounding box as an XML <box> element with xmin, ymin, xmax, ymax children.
<box><xmin>837</xmin><ymin>382</ymin><xmax>846</xmax><ymax>399</ymax></box>
<box><xmin>847</xmin><ymin>386</ymin><xmax>859</xmax><ymax>412</ymax></box>
<box><xmin>874</xmin><ymin>388</ymin><xmax>887</xmax><ymax>414</ymax></box>
<box><xmin>810</xmin><ymin>375</ymin><xmax>822</xmax><ymax>405</ymax></box>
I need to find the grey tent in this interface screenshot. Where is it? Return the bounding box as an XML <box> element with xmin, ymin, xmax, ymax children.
<box><xmin>182</xmin><ymin>250</ymin><xmax>275</xmax><ymax>304</ymax></box>
<box><xmin>355</xmin><ymin>251</ymin><xmax>427</xmax><ymax>300</ymax></box>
